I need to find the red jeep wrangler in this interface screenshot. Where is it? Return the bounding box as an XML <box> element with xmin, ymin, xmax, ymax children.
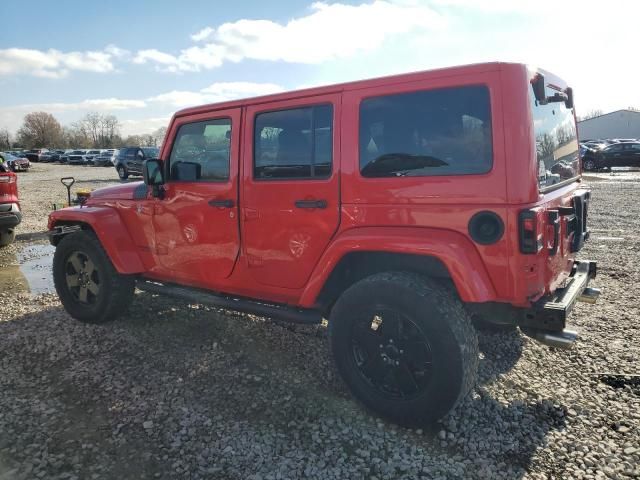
<box><xmin>0</xmin><ymin>163</ymin><xmax>21</xmax><ymax>247</ymax></box>
<box><xmin>48</xmin><ymin>62</ymin><xmax>599</xmax><ymax>425</ymax></box>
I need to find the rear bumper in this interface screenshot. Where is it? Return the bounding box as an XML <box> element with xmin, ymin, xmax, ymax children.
<box><xmin>520</xmin><ymin>260</ymin><xmax>598</xmax><ymax>348</ymax></box>
<box><xmin>0</xmin><ymin>203</ymin><xmax>22</xmax><ymax>229</ymax></box>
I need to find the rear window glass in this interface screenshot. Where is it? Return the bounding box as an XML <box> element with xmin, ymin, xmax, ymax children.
<box><xmin>529</xmin><ymin>83</ymin><xmax>579</xmax><ymax>190</ymax></box>
<box><xmin>359</xmin><ymin>85</ymin><xmax>492</xmax><ymax>177</ymax></box>
<box><xmin>254</xmin><ymin>104</ymin><xmax>333</xmax><ymax>180</ymax></box>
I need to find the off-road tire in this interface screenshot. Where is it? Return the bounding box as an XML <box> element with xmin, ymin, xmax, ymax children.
<box><xmin>329</xmin><ymin>272</ymin><xmax>478</xmax><ymax>426</ymax></box>
<box><xmin>53</xmin><ymin>230</ymin><xmax>135</xmax><ymax>323</ymax></box>
<box><xmin>117</xmin><ymin>165</ymin><xmax>128</xmax><ymax>180</ymax></box>
<box><xmin>0</xmin><ymin>229</ymin><xmax>16</xmax><ymax>247</ymax></box>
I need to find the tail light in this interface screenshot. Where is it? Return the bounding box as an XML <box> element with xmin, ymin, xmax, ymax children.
<box><xmin>519</xmin><ymin>209</ymin><xmax>542</xmax><ymax>254</ymax></box>
<box><xmin>0</xmin><ymin>173</ymin><xmax>16</xmax><ymax>183</ymax></box>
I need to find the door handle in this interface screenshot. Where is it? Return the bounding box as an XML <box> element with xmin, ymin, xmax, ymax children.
<box><xmin>295</xmin><ymin>199</ymin><xmax>327</xmax><ymax>209</ymax></box>
<box><xmin>208</xmin><ymin>199</ymin><xmax>235</xmax><ymax>208</ymax></box>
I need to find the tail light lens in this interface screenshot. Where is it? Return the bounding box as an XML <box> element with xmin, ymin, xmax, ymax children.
<box><xmin>519</xmin><ymin>209</ymin><xmax>542</xmax><ymax>254</ymax></box>
<box><xmin>0</xmin><ymin>174</ymin><xmax>16</xmax><ymax>183</ymax></box>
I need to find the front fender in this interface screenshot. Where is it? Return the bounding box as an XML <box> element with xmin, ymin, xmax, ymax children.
<box><xmin>299</xmin><ymin>227</ymin><xmax>497</xmax><ymax>307</ymax></box>
<box><xmin>48</xmin><ymin>206</ymin><xmax>145</xmax><ymax>274</ymax></box>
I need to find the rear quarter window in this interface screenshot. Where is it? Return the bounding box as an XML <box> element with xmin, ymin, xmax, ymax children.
<box><xmin>359</xmin><ymin>85</ymin><xmax>492</xmax><ymax>177</ymax></box>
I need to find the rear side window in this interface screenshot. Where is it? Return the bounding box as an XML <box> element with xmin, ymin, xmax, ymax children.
<box><xmin>359</xmin><ymin>85</ymin><xmax>492</xmax><ymax>177</ymax></box>
<box><xmin>254</xmin><ymin>104</ymin><xmax>333</xmax><ymax>180</ymax></box>
<box><xmin>169</xmin><ymin>118</ymin><xmax>231</xmax><ymax>182</ymax></box>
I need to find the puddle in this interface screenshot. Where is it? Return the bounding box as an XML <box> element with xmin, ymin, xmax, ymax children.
<box><xmin>0</xmin><ymin>243</ymin><xmax>56</xmax><ymax>295</ymax></box>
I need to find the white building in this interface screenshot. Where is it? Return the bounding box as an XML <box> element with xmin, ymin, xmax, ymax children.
<box><xmin>577</xmin><ymin>109</ymin><xmax>640</xmax><ymax>140</ymax></box>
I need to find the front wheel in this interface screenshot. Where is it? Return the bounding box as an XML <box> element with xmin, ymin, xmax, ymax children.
<box><xmin>117</xmin><ymin>165</ymin><xmax>128</xmax><ymax>180</ymax></box>
<box><xmin>330</xmin><ymin>272</ymin><xmax>478</xmax><ymax>426</ymax></box>
<box><xmin>53</xmin><ymin>230</ymin><xmax>135</xmax><ymax>323</ymax></box>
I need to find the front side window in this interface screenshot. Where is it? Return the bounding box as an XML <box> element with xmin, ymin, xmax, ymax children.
<box><xmin>359</xmin><ymin>85</ymin><xmax>492</xmax><ymax>177</ymax></box>
<box><xmin>169</xmin><ymin>118</ymin><xmax>231</xmax><ymax>182</ymax></box>
<box><xmin>254</xmin><ymin>104</ymin><xmax>333</xmax><ymax>180</ymax></box>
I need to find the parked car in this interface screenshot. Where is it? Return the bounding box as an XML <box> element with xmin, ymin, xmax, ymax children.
<box><xmin>592</xmin><ymin>142</ymin><xmax>640</xmax><ymax>170</ymax></box>
<box><xmin>83</xmin><ymin>150</ymin><xmax>102</xmax><ymax>165</ymax></box>
<box><xmin>59</xmin><ymin>149</ymin><xmax>73</xmax><ymax>163</ymax></box>
<box><xmin>48</xmin><ymin>63</ymin><xmax>599</xmax><ymax>427</ymax></box>
<box><xmin>24</xmin><ymin>148</ymin><xmax>49</xmax><ymax>163</ymax></box>
<box><xmin>114</xmin><ymin>147</ymin><xmax>159</xmax><ymax>179</ymax></box>
<box><xmin>67</xmin><ymin>150</ymin><xmax>88</xmax><ymax>165</ymax></box>
<box><xmin>0</xmin><ymin>151</ymin><xmax>30</xmax><ymax>171</ymax></box>
<box><xmin>0</xmin><ymin>162</ymin><xmax>21</xmax><ymax>247</ymax></box>
<box><xmin>46</xmin><ymin>150</ymin><xmax>66</xmax><ymax>162</ymax></box>
<box><xmin>579</xmin><ymin>144</ymin><xmax>599</xmax><ymax>171</ymax></box>
<box><xmin>93</xmin><ymin>149</ymin><xmax>119</xmax><ymax>167</ymax></box>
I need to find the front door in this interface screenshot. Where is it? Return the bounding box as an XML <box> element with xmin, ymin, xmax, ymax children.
<box><xmin>151</xmin><ymin>108</ymin><xmax>241</xmax><ymax>288</ymax></box>
<box><xmin>242</xmin><ymin>95</ymin><xmax>341</xmax><ymax>289</ymax></box>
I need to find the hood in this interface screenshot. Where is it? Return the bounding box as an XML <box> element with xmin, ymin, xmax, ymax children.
<box><xmin>87</xmin><ymin>182</ymin><xmax>148</xmax><ymax>202</ymax></box>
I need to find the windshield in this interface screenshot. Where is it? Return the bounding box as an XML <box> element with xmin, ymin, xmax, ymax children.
<box><xmin>142</xmin><ymin>147</ymin><xmax>159</xmax><ymax>157</ymax></box>
<box><xmin>529</xmin><ymin>82</ymin><xmax>579</xmax><ymax>190</ymax></box>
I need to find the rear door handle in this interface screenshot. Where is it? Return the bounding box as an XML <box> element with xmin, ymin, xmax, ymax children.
<box><xmin>208</xmin><ymin>199</ymin><xmax>235</xmax><ymax>208</ymax></box>
<box><xmin>295</xmin><ymin>199</ymin><xmax>327</xmax><ymax>209</ymax></box>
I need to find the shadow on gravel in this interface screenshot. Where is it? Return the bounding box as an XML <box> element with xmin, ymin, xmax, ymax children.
<box><xmin>0</xmin><ymin>296</ymin><xmax>565</xmax><ymax>479</ymax></box>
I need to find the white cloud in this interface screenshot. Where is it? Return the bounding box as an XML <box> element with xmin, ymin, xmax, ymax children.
<box><xmin>147</xmin><ymin>81</ymin><xmax>283</xmax><ymax>107</ymax></box>
<box><xmin>0</xmin><ymin>81</ymin><xmax>284</xmax><ymax>134</ymax></box>
<box><xmin>120</xmin><ymin>116</ymin><xmax>172</xmax><ymax>136</ymax></box>
<box><xmin>0</xmin><ymin>46</ymin><xmax>125</xmax><ymax>78</ymax></box>
<box><xmin>134</xmin><ymin>1</ymin><xmax>445</xmax><ymax>72</ymax></box>
<box><xmin>191</xmin><ymin>27</ymin><xmax>215</xmax><ymax>42</ymax></box>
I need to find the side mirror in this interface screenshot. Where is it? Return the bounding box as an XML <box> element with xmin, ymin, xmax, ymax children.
<box><xmin>143</xmin><ymin>159</ymin><xmax>165</xmax><ymax>198</ymax></box>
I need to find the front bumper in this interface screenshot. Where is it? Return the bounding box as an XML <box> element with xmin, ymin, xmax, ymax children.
<box><xmin>520</xmin><ymin>260</ymin><xmax>598</xmax><ymax>348</ymax></box>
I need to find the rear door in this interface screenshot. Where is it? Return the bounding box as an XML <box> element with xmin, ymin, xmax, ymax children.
<box><xmin>151</xmin><ymin>108</ymin><xmax>241</xmax><ymax>287</ymax></box>
<box><xmin>242</xmin><ymin>95</ymin><xmax>340</xmax><ymax>289</ymax></box>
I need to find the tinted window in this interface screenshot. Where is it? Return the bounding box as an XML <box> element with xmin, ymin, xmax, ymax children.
<box><xmin>359</xmin><ymin>86</ymin><xmax>492</xmax><ymax>177</ymax></box>
<box><xmin>169</xmin><ymin>118</ymin><xmax>231</xmax><ymax>182</ymax></box>
<box><xmin>254</xmin><ymin>104</ymin><xmax>333</xmax><ymax>179</ymax></box>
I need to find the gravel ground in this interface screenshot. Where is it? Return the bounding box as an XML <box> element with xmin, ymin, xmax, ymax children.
<box><xmin>0</xmin><ymin>164</ymin><xmax>638</xmax><ymax>479</ymax></box>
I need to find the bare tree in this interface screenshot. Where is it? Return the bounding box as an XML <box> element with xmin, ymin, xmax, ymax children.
<box><xmin>151</xmin><ymin>126</ymin><xmax>168</xmax><ymax>147</ymax></box>
<box><xmin>576</xmin><ymin>109</ymin><xmax>603</xmax><ymax>122</ymax></box>
<box><xmin>0</xmin><ymin>128</ymin><xmax>11</xmax><ymax>150</ymax></box>
<box><xmin>17</xmin><ymin>112</ymin><xmax>64</xmax><ymax>148</ymax></box>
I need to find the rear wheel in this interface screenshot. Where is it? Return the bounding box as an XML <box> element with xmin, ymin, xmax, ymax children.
<box><xmin>53</xmin><ymin>230</ymin><xmax>135</xmax><ymax>323</ymax></box>
<box><xmin>0</xmin><ymin>229</ymin><xmax>16</xmax><ymax>247</ymax></box>
<box><xmin>117</xmin><ymin>165</ymin><xmax>128</xmax><ymax>180</ymax></box>
<box><xmin>330</xmin><ymin>272</ymin><xmax>478</xmax><ymax>426</ymax></box>
<box><xmin>583</xmin><ymin>159</ymin><xmax>596</xmax><ymax>171</ymax></box>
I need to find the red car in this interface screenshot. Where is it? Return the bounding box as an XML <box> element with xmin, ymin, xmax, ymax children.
<box><xmin>48</xmin><ymin>62</ymin><xmax>599</xmax><ymax>426</ymax></box>
<box><xmin>0</xmin><ymin>162</ymin><xmax>21</xmax><ymax>247</ymax></box>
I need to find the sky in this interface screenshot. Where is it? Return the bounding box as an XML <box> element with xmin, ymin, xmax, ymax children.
<box><xmin>0</xmin><ymin>0</ymin><xmax>637</xmax><ymax>137</ymax></box>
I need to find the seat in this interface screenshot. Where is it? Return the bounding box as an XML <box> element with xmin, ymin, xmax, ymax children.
<box><xmin>276</xmin><ymin>130</ymin><xmax>310</xmax><ymax>166</ymax></box>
